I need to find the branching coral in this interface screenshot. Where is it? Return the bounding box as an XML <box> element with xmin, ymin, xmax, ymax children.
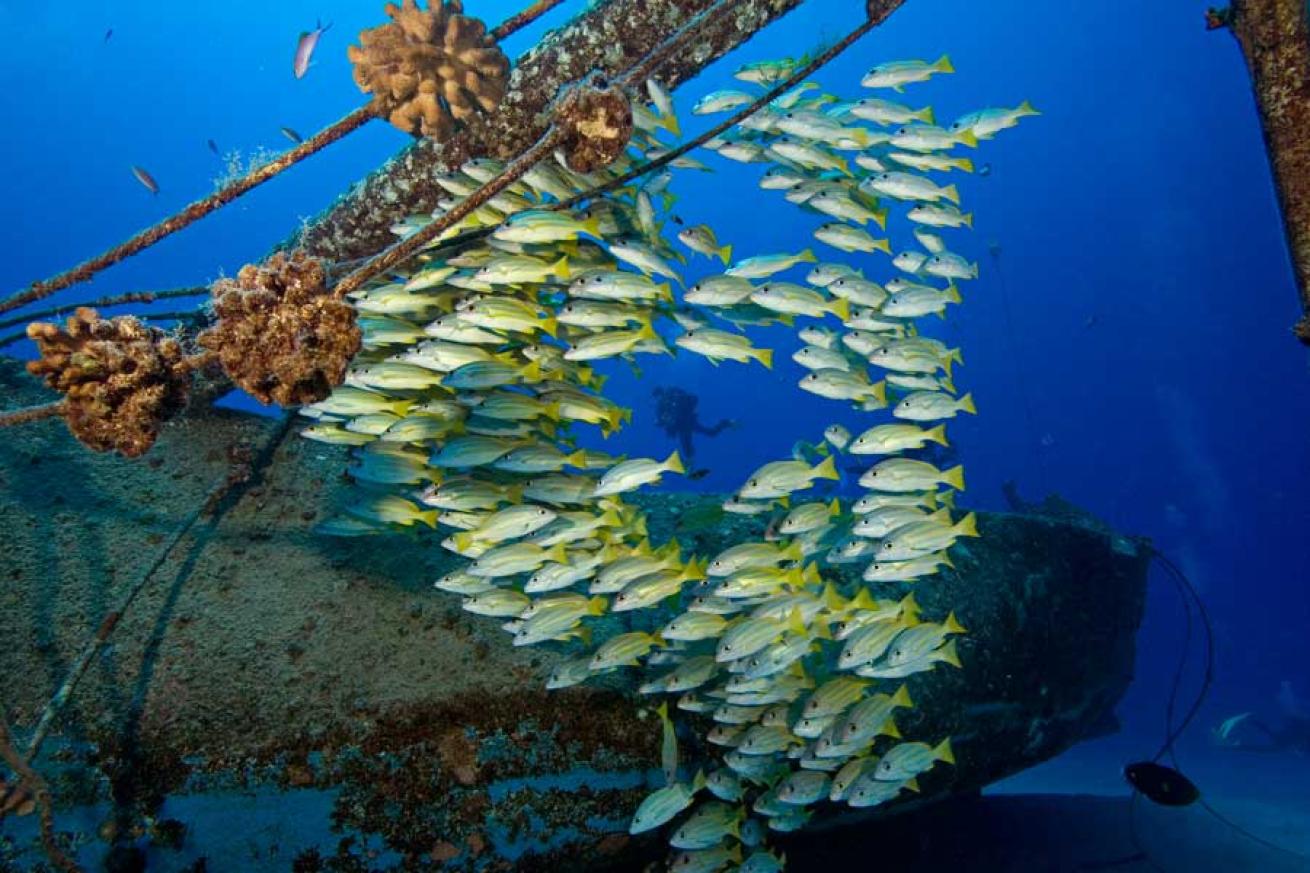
<box><xmin>349</xmin><ymin>0</ymin><xmax>510</xmax><ymax>141</ymax></box>
<box><xmin>199</xmin><ymin>251</ymin><xmax>360</xmax><ymax>407</ymax></box>
<box><xmin>554</xmin><ymin>73</ymin><xmax>634</xmax><ymax>173</ymax></box>
<box><xmin>25</xmin><ymin>309</ymin><xmax>194</xmax><ymax>458</ymax></box>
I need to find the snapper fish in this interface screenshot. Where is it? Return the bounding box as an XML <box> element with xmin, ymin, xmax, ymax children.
<box><xmin>293</xmin><ymin>20</ymin><xmax>331</xmax><ymax>79</ymax></box>
<box><xmin>951</xmin><ymin>101</ymin><xmax>1040</xmax><ymax>139</ymax></box>
<box><xmin>862</xmin><ymin>55</ymin><xmax>954</xmax><ymax>91</ymax></box>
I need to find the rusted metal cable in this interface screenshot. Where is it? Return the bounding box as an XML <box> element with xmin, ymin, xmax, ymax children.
<box><xmin>618</xmin><ymin>0</ymin><xmax>742</xmax><ymax>89</ymax></box>
<box><xmin>0</xmin><ymin>287</ymin><xmax>207</xmax><ymax>333</ymax></box>
<box><xmin>491</xmin><ymin>0</ymin><xmax>568</xmax><ymax>40</ymax></box>
<box><xmin>331</xmin><ymin>126</ymin><xmax>567</xmax><ymax>298</ymax></box>
<box><xmin>0</xmin><ymin>716</ymin><xmax>78</xmax><ymax>872</ymax></box>
<box><xmin>0</xmin><ymin>107</ymin><xmax>376</xmax><ymax>317</ymax></box>
<box><xmin>0</xmin><ymin>401</ymin><xmax>65</xmax><ymax>428</ymax></box>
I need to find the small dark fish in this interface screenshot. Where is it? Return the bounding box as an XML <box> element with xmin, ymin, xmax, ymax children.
<box><xmin>131</xmin><ymin>165</ymin><xmax>159</xmax><ymax>195</ymax></box>
<box><xmin>977</xmin><ymin>162</ymin><xmax>992</xmax><ymax>176</ymax></box>
<box><xmin>207</xmin><ymin>139</ymin><xmax>219</xmax><ymax>155</ymax></box>
<box><xmin>687</xmin><ymin>468</ymin><xmax>711</xmax><ymax>481</ymax></box>
<box><xmin>104</xmin><ymin>28</ymin><xmax>113</xmax><ymax>43</ymax></box>
<box><xmin>1124</xmin><ymin>762</ymin><xmax>1199</xmax><ymax>807</ymax></box>
<box><xmin>293</xmin><ymin>20</ymin><xmax>332</xmax><ymax>79</ymax></box>
<box><xmin>280</xmin><ymin>126</ymin><xmax>304</xmax><ymax>145</ymax></box>
<box><xmin>671</xmin><ymin>214</ymin><xmax>685</xmax><ymax>226</ymax></box>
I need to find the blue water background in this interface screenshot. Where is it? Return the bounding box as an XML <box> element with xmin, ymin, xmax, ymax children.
<box><xmin>2</xmin><ymin>0</ymin><xmax>1308</xmax><ymax>826</ymax></box>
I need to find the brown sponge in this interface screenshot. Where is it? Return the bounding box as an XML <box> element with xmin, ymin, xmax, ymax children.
<box><xmin>554</xmin><ymin>73</ymin><xmax>635</xmax><ymax>174</ymax></box>
<box><xmin>26</xmin><ymin>308</ymin><xmax>193</xmax><ymax>458</ymax></box>
<box><xmin>349</xmin><ymin>0</ymin><xmax>509</xmax><ymax>141</ymax></box>
<box><xmin>199</xmin><ymin>252</ymin><xmax>360</xmax><ymax>408</ymax></box>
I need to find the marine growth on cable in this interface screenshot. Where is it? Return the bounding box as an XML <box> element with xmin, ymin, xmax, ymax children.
<box><xmin>299</xmin><ymin>49</ymin><xmax>1036</xmax><ymax>872</ymax></box>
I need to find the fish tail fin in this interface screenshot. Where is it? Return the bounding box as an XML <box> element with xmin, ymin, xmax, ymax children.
<box><xmin>946</xmin><ymin>284</ymin><xmax>962</xmax><ymax>304</ymax></box>
<box><xmin>892</xmin><ymin>684</ymin><xmax>913</xmax><ymax>708</ymax></box>
<box><xmin>869</xmin><ymin>380</ymin><xmax>887</xmax><ymax>408</ymax></box>
<box><xmin>719</xmin><ymin>243</ymin><xmax>733</xmax><ymax>265</ymax></box>
<box><xmin>927</xmin><ymin>424</ymin><xmax>949</xmax><ymax>446</ymax></box>
<box><xmin>692</xmin><ymin>770</ymin><xmax>708</xmax><ymax>793</ymax></box>
<box><xmin>547</xmin><ymin>542</ymin><xmax>569</xmax><ymax>564</ymax></box>
<box><xmin>589</xmin><ymin>596</ymin><xmax>609</xmax><ymax>616</ymax></box>
<box><xmin>657</xmin><ymin>700</ymin><xmax>669</xmax><ymax>722</ymax></box>
<box><xmin>659</xmin><ymin>282</ymin><xmax>674</xmax><ymax>303</ymax></box>
<box><xmin>935</xmin><ymin>54</ymin><xmax>954</xmax><ymax>73</ymax></box>
<box><xmin>567</xmin><ymin>449</ymin><xmax>588</xmax><ymax>468</ymax></box>
<box><xmin>937</xmin><ymin>638</ymin><xmax>962</xmax><ymax>668</ymax></box>
<box><xmin>959</xmin><ymin>392</ymin><xmax>977</xmax><ymax>415</ymax></box>
<box><xmin>831</xmin><ymin>297</ymin><xmax>851</xmax><ymax>322</ymax></box>
<box><xmin>956</xmin><ymin>511</ymin><xmax>979</xmax><ymax>538</ymax></box>
<box><xmin>934</xmin><ymin>737</ymin><xmax>956</xmax><ymax>764</ymax></box>
<box><xmin>812</xmin><ymin>454</ymin><xmax>839</xmax><ymax>481</ymax></box>
<box><xmin>664</xmin><ymin>450</ymin><xmax>686</xmax><ymax>474</ymax></box>
<box><xmin>957</xmin><ymin>157</ymin><xmax>974</xmax><ymax>172</ymax></box>
<box><xmin>553</xmin><ymin>255</ymin><xmax>570</xmax><ymax>280</ymax></box>
<box><xmin>541</xmin><ymin>316</ymin><xmax>560</xmax><ymax>338</ymax></box>
<box><xmin>837</xmin><ymin>156</ymin><xmax>854</xmax><ymax>177</ymax></box>
<box><xmin>944</xmin><ymin>464</ymin><xmax>966</xmax><ymax>491</ymax></box>
<box><xmin>916</xmin><ymin>106</ymin><xmax>935</xmax><ymax>124</ymax></box>
<box><xmin>582</xmin><ymin>216</ymin><xmax>604</xmax><ymax>238</ymax></box>
<box><xmin>957</xmin><ymin>129</ymin><xmax>979</xmax><ymax>148</ymax></box>
<box><xmin>418</xmin><ymin>509</ymin><xmax>440</xmax><ymax>529</ymax></box>
<box><xmin>949</xmin><ymin>347</ymin><xmax>964</xmax><ymax>366</ymax></box>
<box><xmin>782</xmin><ymin>541</ymin><xmax>805</xmax><ymax>563</ymax></box>
<box><xmin>827</xmin><ymin>498</ymin><xmax>841</xmax><ymax>516</ymax></box>
<box><xmin>944</xmin><ymin>611</ymin><xmax>968</xmax><ymax>634</ymax></box>
<box><xmin>874</xmin><ymin>208</ymin><xmax>889</xmax><ymax>230</ymax></box>
<box><xmin>519</xmin><ymin>360</ymin><xmax>544</xmax><ymax>382</ymax></box>
<box><xmin>638</xmin><ymin>320</ymin><xmax>659</xmax><ymax>342</ymax></box>
<box><xmin>875</xmin><ymin>238</ymin><xmax>892</xmax><ymax>254</ymax></box>
<box><xmin>752</xmin><ymin>347</ymin><xmax>774</xmax><ymax>369</ymax></box>
<box><xmin>452</xmin><ymin>531</ymin><xmax>473</xmax><ymax>551</ymax></box>
<box><xmin>1018</xmin><ymin>99</ymin><xmax>1040</xmax><ymax>116</ymax></box>
<box><xmin>799</xmin><ymin>247</ymin><xmax>817</xmax><ymax>263</ymax></box>
<box><xmin>942</xmin><ymin>184</ymin><xmax>961</xmax><ymax>205</ymax></box>
<box><xmin>882</xmin><ymin>718</ymin><xmax>902</xmax><ymax>739</ymax></box>
<box><xmin>971</xmin><ymin>261</ymin><xmax>980</xmax><ymax>278</ymax></box>
<box><xmin>662</xmin><ymin>113</ymin><xmax>681</xmax><ymax>137</ymax></box>
<box><xmin>803</xmin><ymin>562</ymin><xmax>823</xmax><ymax>586</ymax></box>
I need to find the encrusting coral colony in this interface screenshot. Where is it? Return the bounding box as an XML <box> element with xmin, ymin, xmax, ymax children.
<box><xmin>5</xmin><ymin>2</ymin><xmax>1039</xmax><ymax>869</ymax></box>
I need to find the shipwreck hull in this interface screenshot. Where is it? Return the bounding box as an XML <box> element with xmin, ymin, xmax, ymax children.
<box><xmin>0</xmin><ymin>360</ymin><xmax>1148</xmax><ymax>870</ymax></box>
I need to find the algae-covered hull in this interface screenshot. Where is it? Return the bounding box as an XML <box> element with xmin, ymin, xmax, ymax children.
<box><xmin>0</xmin><ymin>361</ymin><xmax>1147</xmax><ymax>870</ymax></box>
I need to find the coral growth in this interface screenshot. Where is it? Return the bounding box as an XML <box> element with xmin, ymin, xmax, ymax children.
<box><xmin>199</xmin><ymin>251</ymin><xmax>360</xmax><ymax>407</ymax></box>
<box><xmin>25</xmin><ymin>308</ymin><xmax>193</xmax><ymax>458</ymax></box>
<box><xmin>554</xmin><ymin>73</ymin><xmax>634</xmax><ymax>173</ymax></box>
<box><xmin>349</xmin><ymin>0</ymin><xmax>510</xmax><ymax>141</ymax></box>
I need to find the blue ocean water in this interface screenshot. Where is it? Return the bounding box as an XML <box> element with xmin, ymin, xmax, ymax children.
<box><xmin>2</xmin><ymin>0</ymin><xmax>1310</xmax><ymax>869</ymax></box>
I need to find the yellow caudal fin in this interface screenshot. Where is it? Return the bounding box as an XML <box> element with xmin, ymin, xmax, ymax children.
<box><xmin>830</xmin><ymin>297</ymin><xmax>851</xmax><ymax>322</ymax></box>
<box><xmin>836</xmin><ymin>156</ymin><xmax>853</xmax><ymax>177</ymax></box>
<box><xmin>719</xmin><ymin>244</ymin><xmax>733</xmax><ymax>265</ymax></box>
<box><xmin>598</xmin><ymin>508</ymin><xmax>622</xmax><ymax>528</ymax></box>
<box><xmin>899</xmin><ymin>591</ymin><xmax>921</xmax><ymax>618</ymax></box>
<box><xmin>882</xmin><ymin>718</ymin><xmax>902</xmax><ymax>740</ymax></box>
<box><xmin>943</xmin><ymin>464</ymin><xmax>966</xmax><ymax>491</ymax></box>
<box><xmin>891</xmin><ymin>684</ymin><xmax>913</xmax><ymax>708</ymax></box>
<box><xmin>869</xmin><ymin>380</ymin><xmax>888</xmax><ymax>407</ymax></box>
<box><xmin>962</xmin><ymin>212</ymin><xmax>974</xmax><ymax>228</ymax></box>
<box><xmin>934</xmin><ymin>737</ymin><xmax>956</xmax><ymax>765</ymax></box>
<box><xmin>546</xmin><ymin>542</ymin><xmax>569</xmax><ymax>564</ymax></box>
<box><xmin>664</xmin><ymin>450</ymin><xmax>686</xmax><ymax>474</ymax></box>
<box><xmin>1018</xmin><ymin>99</ymin><xmax>1040</xmax><ymax>116</ymax></box>
<box><xmin>958</xmin><ymin>129</ymin><xmax>979</xmax><ymax>148</ymax></box>
<box><xmin>787</xmin><ymin>607</ymin><xmax>807</xmax><ymax>636</ymax></box>
<box><xmin>662</xmin><ymin>112</ymin><xmax>681</xmax><ymax>137</ymax></box>
<box><xmin>506</xmin><ymin>484</ymin><xmax>525</xmax><ymax>503</ymax></box>
<box><xmin>776</xmin><ymin>495</ymin><xmax>790</xmax><ymax>509</ymax></box>
<box><xmin>850</xmin><ymin>588</ymin><xmax>875</xmax><ymax>612</ymax></box>
<box><xmin>941</xmin><ymin>184</ymin><xmax>960</xmax><ymax>205</ymax></box>
<box><xmin>638</xmin><ymin>320</ymin><xmax>659</xmax><ymax>342</ymax></box>
<box><xmin>659</xmin><ymin>282</ymin><xmax>674</xmax><ymax>303</ymax></box>
<box><xmin>955</xmin><ymin>511</ymin><xmax>979</xmax><ymax>538</ymax></box>
<box><xmin>827</xmin><ymin>498</ymin><xmax>841</xmax><ymax>517</ymax></box>
<box><xmin>873</xmin><ymin>207</ymin><xmax>889</xmax><ymax>230</ymax></box>
<box><xmin>937</xmin><ymin>639</ymin><xmax>962</xmax><ymax>669</ymax></box>
<box><xmin>927</xmin><ymin>508</ymin><xmax>953</xmax><ymax>525</ymax></box>
<box><xmin>943</xmin><ymin>611</ymin><xmax>968</xmax><ymax>635</ymax></box>
<box><xmin>581</xmin><ymin>216</ymin><xmax>604</xmax><ymax>238</ymax></box>
<box><xmin>781</xmin><ymin>541</ymin><xmax>804</xmax><ymax>562</ymax></box>
<box><xmin>958</xmin><ymin>392</ymin><xmax>977</xmax><ymax>415</ymax></box>
<box><xmin>798</xmin><ymin>247</ymin><xmax>817</xmax><ymax>263</ymax></box>
<box><xmin>753</xmin><ymin>347</ymin><xmax>774</xmax><ymax>369</ymax></box>
<box><xmin>802</xmin><ymin>562</ymin><xmax>823</xmax><ymax>586</ymax></box>
<box><xmin>916</xmin><ymin>105</ymin><xmax>935</xmax><ymax>124</ymax></box>
<box><xmin>934</xmin><ymin>54</ymin><xmax>954</xmax><ymax>74</ymax></box>
<box><xmin>812</xmin><ymin>454</ymin><xmax>840</xmax><ymax>481</ymax></box>
<box><xmin>927</xmin><ymin>424</ymin><xmax>949</xmax><ymax>446</ymax></box>
<box><xmin>390</xmin><ymin>399</ymin><xmax>416</xmax><ymax>417</ymax></box>
<box><xmin>451</xmin><ymin>531</ymin><xmax>474</xmax><ymax>552</ymax></box>
<box><xmin>874</xmin><ymin>237</ymin><xmax>892</xmax><ymax>254</ymax></box>
<box><xmin>553</xmin><ymin>255</ymin><xmax>570</xmax><ymax>281</ymax></box>
<box><xmin>588</xmin><ymin>595</ymin><xmax>609</xmax><ymax>616</ymax></box>
<box><xmin>418</xmin><ymin>509</ymin><xmax>440</xmax><ymax>528</ymax></box>
<box><xmin>541</xmin><ymin>316</ymin><xmax>560</xmax><ymax>338</ymax></box>
<box><xmin>956</xmin><ymin>157</ymin><xmax>974</xmax><ymax>173</ymax></box>
<box><xmin>970</xmin><ymin>261</ymin><xmax>980</xmax><ymax>278</ymax></box>
<box><xmin>566</xmin><ymin>449</ymin><xmax>588</xmax><ymax>468</ymax></box>
<box><xmin>946</xmin><ymin>284</ymin><xmax>962</xmax><ymax>304</ymax></box>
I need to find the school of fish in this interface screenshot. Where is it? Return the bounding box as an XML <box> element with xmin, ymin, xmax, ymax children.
<box><xmin>300</xmin><ymin>52</ymin><xmax>1034</xmax><ymax>872</ymax></box>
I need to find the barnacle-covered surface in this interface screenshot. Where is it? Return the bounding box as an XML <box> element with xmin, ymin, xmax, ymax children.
<box><xmin>289</xmin><ymin>0</ymin><xmax>920</xmax><ymax>262</ymax></box>
<box><xmin>0</xmin><ymin>358</ymin><xmax>1146</xmax><ymax>869</ymax></box>
<box><xmin>198</xmin><ymin>251</ymin><xmax>360</xmax><ymax>407</ymax></box>
<box><xmin>348</xmin><ymin>0</ymin><xmax>510</xmax><ymax>141</ymax></box>
<box><xmin>24</xmin><ymin>308</ymin><xmax>193</xmax><ymax>458</ymax></box>
<box><xmin>1223</xmin><ymin>0</ymin><xmax>1310</xmax><ymax>342</ymax></box>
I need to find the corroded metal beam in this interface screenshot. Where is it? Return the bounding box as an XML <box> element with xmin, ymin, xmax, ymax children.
<box><xmin>289</xmin><ymin>0</ymin><xmax>909</xmax><ymax>263</ymax></box>
<box><xmin>1221</xmin><ymin>0</ymin><xmax>1310</xmax><ymax>343</ymax></box>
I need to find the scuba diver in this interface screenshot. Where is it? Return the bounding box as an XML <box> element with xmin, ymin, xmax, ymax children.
<box><xmin>1214</xmin><ymin>681</ymin><xmax>1310</xmax><ymax>754</ymax></box>
<box><xmin>652</xmin><ymin>386</ymin><xmax>735</xmax><ymax>477</ymax></box>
